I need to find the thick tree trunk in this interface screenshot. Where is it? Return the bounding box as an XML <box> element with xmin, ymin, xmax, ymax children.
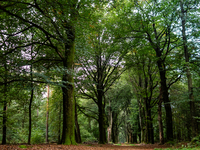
<box><xmin>144</xmin><ymin>104</ymin><xmax>154</xmax><ymax>144</ymax></box>
<box><xmin>112</xmin><ymin>112</ymin><xmax>119</xmax><ymax>143</ymax></box>
<box><xmin>98</xmin><ymin>98</ymin><xmax>107</xmax><ymax>144</ymax></box>
<box><xmin>157</xmin><ymin>60</ymin><xmax>173</xmax><ymax>141</ymax></box>
<box><xmin>180</xmin><ymin>0</ymin><xmax>197</xmax><ymax>138</ymax></box>
<box><xmin>96</xmin><ymin>55</ymin><xmax>107</xmax><ymax>144</ymax></box>
<box><xmin>61</xmin><ymin>73</ymin><xmax>76</xmax><ymax>145</ymax></box>
<box><xmin>61</xmin><ymin>23</ymin><xmax>76</xmax><ymax>145</ymax></box>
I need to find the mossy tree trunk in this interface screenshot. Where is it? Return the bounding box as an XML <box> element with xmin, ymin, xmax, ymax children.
<box><xmin>61</xmin><ymin>22</ymin><xmax>76</xmax><ymax>145</ymax></box>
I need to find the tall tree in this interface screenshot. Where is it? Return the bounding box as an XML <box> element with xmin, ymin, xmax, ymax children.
<box><xmin>0</xmin><ymin>0</ymin><xmax>97</xmax><ymax>144</ymax></box>
<box><xmin>179</xmin><ymin>0</ymin><xmax>199</xmax><ymax>138</ymax></box>
<box><xmin>28</xmin><ymin>38</ymin><xmax>35</xmax><ymax>145</ymax></box>
<box><xmin>126</xmin><ymin>48</ymin><xmax>159</xmax><ymax>144</ymax></box>
<box><xmin>76</xmin><ymin>22</ymin><xmax>126</xmax><ymax>143</ymax></box>
<box><xmin>112</xmin><ymin>0</ymin><xmax>182</xmax><ymax>141</ymax></box>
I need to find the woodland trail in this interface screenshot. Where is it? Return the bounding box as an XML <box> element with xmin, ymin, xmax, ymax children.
<box><xmin>0</xmin><ymin>143</ymin><xmax>172</xmax><ymax>150</ymax></box>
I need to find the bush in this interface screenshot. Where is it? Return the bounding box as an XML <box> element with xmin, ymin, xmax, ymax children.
<box><xmin>31</xmin><ymin>129</ymin><xmax>44</xmax><ymax>144</ymax></box>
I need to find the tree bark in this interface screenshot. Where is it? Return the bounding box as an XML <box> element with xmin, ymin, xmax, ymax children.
<box><xmin>2</xmin><ymin>61</ymin><xmax>7</xmax><ymax>145</ymax></box>
<box><xmin>61</xmin><ymin>73</ymin><xmax>76</xmax><ymax>145</ymax></box>
<box><xmin>98</xmin><ymin>93</ymin><xmax>107</xmax><ymax>144</ymax></box>
<box><xmin>61</xmin><ymin>23</ymin><xmax>76</xmax><ymax>145</ymax></box>
<box><xmin>2</xmin><ymin>97</ymin><xmax>7</xmax><ymax>145</ymax></box>
<box><xmin>112</xmin><ymin>112</ymin><xmax>119</xmax><ymax>143</ymax></box>
<box><xmin>157</xmin><ymin>59</ymin><xmax>173</xmax><ymax>141</ymax></box>
<box><xmin>28</xmin><ymin>85</ymin><xmax>33</xmax><ymax>144</ymax></box>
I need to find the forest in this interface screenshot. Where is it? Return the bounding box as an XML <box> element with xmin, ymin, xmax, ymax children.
<box><xmin>0</xmin><ymin>0</ymin><xmax>200</xmax><ymax>147</ymax></box>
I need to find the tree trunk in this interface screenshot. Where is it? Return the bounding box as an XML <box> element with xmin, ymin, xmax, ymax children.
<box><xmin>112</xmin><ymin>112</ymin><xmax>119</xmax><ymax>143</ymax></box>
<box><xmin>2</xmin><ymin>62</ymin><xmax>7</xmax><ymax>145</ymax></box>
<box><xmin>28</xmin><ymin>86</ymin><xmax>33</xmax><ymax>144</ymax></box>
<box><xmin>61</xmin><ymin>23</ymin><xmax>76</xmax><ymax>145</ymax></box>
<box><xmin>144</xmin><ymin>103</ymin><xmax>154</xmax><ymax>144</ymax></box>
<box><xmin>46</xmin><ymin>85</ymin><xmax>49</xmax><ymax>143</ymax></box>
<box><xmin>61</xmin><ymin>73</ymin><xmax>76</xmax><ymax>145</ymax></box>
<box><xmin>144</xmin><ymin>97</ymin><xmax>149</xmax><ymax>143</ymax></box>
<box><xmin>96</xmin><ymin>56</ymin><xmax>107</xmax><ymax>144</ymax></box>
<box><xmin>131</xmin><ymin>133</ymin><xmax>137</xmax><ymax>143</ymax></box>
<box><xmin>58</xmin><ymin>100</ymin><xmax>62</xmax><ymax>144</ymax></box>
<box><xmin>149</xmin><ymin>110</ymin><xmax>154</xmax><ymax>144</ymax></box>
<box><xmin>2</xmin><ymin>98</ymin><xmax>7</xmax><ymax>145</ymax></box>
<box><xmin>75</xmin><ymin>100</ymin><xmax>81</xmax><ymax>143</ymax></box>
<box><xmin>137</xmin><ymin>114</ymin><xmax>141</xmax><ymax>143</ymax></box>
<box><xmin>157</xmin><ymin>59</ymin><xmax>173</xmax><ymax>141</ymax></box>
<box><xmin>137</xmin><ymin>76</ymin><xmax>145</xmax><ymax>143</ymax></box>
<box><xmin>98</xmin><ymin>97</ymin><xmax>107</xmax><ymax>144</ymax></box>
<box><xmin>107</xmin><ymin>99</ymin><xmax>112</xmax><ymax>143</ymax></box>
<box><xmin>180</xmin><ymin>0</ymin><xmax>197</xmax><ymax>138</ymax></box>
<box><xmin>158</xmin><ymin>88</ymin><xmax>164</xmax><ymax>144</ymax></box>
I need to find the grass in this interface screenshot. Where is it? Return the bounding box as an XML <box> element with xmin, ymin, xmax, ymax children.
<box><xmin>128</xmin><ymin>144</ymin><xmax>136</xmax><ymax>146</ymax></box>
<box><xmin>113</xmin><ymin>143</ymin><xmax>122</xmax><ymax>146</ymax></box>
<box><xmin>154</xmin><ymin>147</ymin><xmax>200</xmax><ymax>150</ymax></box>
<box><xmin>18</xmin><ymin>145</ymin><xmax>28</xmax><ymax>148</ymax></box>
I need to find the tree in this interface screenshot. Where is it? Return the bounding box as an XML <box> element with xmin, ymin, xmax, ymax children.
<box><xmin>179</xmin><ymin>0</ymin><xmax>199</xmax><ymax>138</ymax></box>
<box><xmin>113</xmin><ymin>0</ymin><xmax>183</xmax><ymax>141</ymax></box>
<box><xmin>105</xmin><ymin>79</ymin><xmax>133</xmax><ymax>144</ymax></box>
<box><xmin>76</xmin><ymin>17</ymin><xmax>127</xmax><ymax>143</ymax></box>
<box><xmin>0</xmin><ymin>0</ymin><xmax>97</xmax><ymax>144</ymax></box>
<box><xmin>125</xmin><ymin>48</ymin><xmax>159</xmax><ymax>144</ymax></box>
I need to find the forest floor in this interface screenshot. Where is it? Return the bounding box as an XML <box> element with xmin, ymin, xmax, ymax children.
<box><xmin>0</xmin><ymin>143</ymin><xmax>174</xmax><ymax>150</ymax></box>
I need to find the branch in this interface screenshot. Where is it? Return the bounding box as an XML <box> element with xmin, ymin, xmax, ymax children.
<box><xmin>78</xmin><ymin>106</ymin><xmax>98</xmax><ymax>121</ymax></box>
<box><xmin>167</xmin><ymin>74</ymin><xmax>182</xmax><ymax>89</ymax></box>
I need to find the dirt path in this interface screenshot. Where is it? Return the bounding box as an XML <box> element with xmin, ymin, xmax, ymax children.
<box><xmin>0</xmin><ymin>143</ymin><xmax>171</xmax><ymax>150</ymax></box>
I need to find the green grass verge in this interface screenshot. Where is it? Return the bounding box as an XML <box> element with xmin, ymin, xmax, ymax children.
<box><xmin>18</xmin><ymin>145</ymin><xmax>28</xmax><ymax>148</ymax></box>
<box><xmin>154</xmin><ymin>147</ymin><xmax>200</xmax><ymax>150</ymax></box>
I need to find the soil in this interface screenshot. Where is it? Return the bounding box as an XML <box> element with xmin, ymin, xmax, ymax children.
<box><xmin>0</xmin><ymin>143</ymin><xmax>172</xmax><ymax>150</ymax></box>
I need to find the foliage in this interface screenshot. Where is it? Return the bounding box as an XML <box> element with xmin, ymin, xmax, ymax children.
<box><xmin>0</xmin><ymin>0</ymin><xmax>200</xmax><ymax>146</ymax></box>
